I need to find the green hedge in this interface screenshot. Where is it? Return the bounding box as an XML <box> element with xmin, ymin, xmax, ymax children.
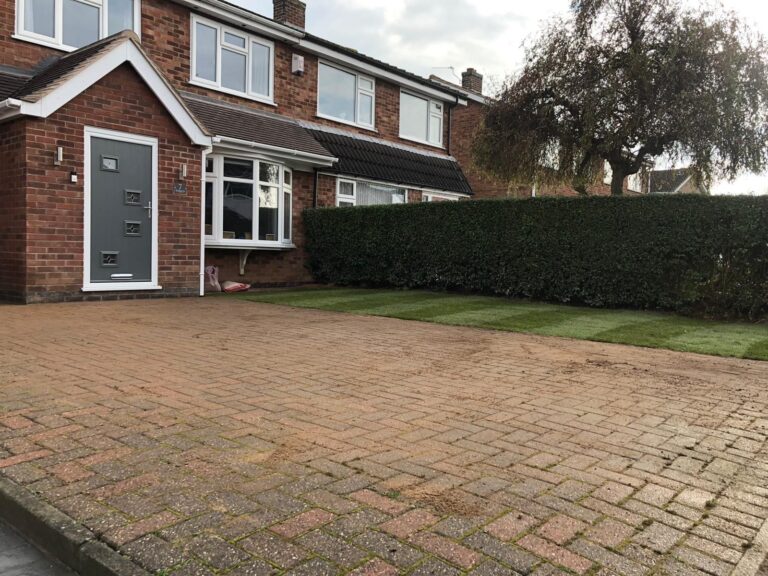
<box><xmin>304</xmin><ymin>196</ymin><xmax>768</xmax><ymax>320</ymax></box>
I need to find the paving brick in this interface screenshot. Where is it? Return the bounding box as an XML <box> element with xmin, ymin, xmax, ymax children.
<box><xmin>634</xmin><ymin>484</ymin><xmax>677</xmax><ymax>507</ymax></box>
<box><xmin>537</xmin><ymin>515</ymin><xmax>587</xmax><ymax>545</ymax></box>
<box><xmin>410</xmin><ymin>532</ymin><xmax>482</xmax><ymax>569</ymax></box>
<box><xmin>410</xmin><ymin>558</ymin><xmax>463</xmax><ymax>576</ymax></box>
<box><xmin>518</xmin><ymin>535</ymin><xmax>593</xmax><ymax>574</ymax></box>
<box><xmin>380</xmin><ymin>509</ymin><xmax>439</xmax><ymax>538</ymax></box>
<box><xmin>1</xmin><ymin>301</ymin><xmax>767</xmax><ymax>576</ymax></box>
<box><xmin>270</xmin><ymin>509</ymin><xmax>335</xmax><ymax>539</ymax></box>
<box><xmin>351</xmin><ymin>489</ymin><xmax>408</xmax><ymax>515</ymax></box>
<box><xmin>348</xmin><ymin>559</ymin><xmax>399</xmax><ymax>576</ymax></box>
<box><xmin>633</xmin><ymin>522</ymin><xmax>684</xmax><ymax>553</ymax></box>
<box><xmin>484</xmin><ymin>511</ymin><xmax>538</xmax><ymax>541</ymax></box>
<box><xmin>239</xmin><ymin>532</ymin><xmax>309</xmax><ymax>569</ymax></box>
<box><xmin>586</xmin><ymin>519</ymin><xmax>635</xmax><ymax>548</ymax></box>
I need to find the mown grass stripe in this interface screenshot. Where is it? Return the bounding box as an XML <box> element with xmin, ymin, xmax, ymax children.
<box><xmin>238</xmin><ymin>288</ymin><xmax>768</xmax><ymax>362</ymax></box>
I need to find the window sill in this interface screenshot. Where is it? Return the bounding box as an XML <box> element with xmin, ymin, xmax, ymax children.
<box><xmin>188</xmin><ymin>80</ymin><xmax>277</xmax><ymax>107</ymax></box>
<box><xmin>206</xmin><ymin>241</ymin><xmax>295</xmax><ymax>251</ymax></box>
<box><xmin>315</xmin><ymin>114</ymin><xmax>377</xmax><ymax>133</ymax></box>
<box><xmin>398</xmin><ymin>134</ymin><xmax>445</xmax><ymax>150</ymax></box>
<box><xmin>82</xmin><ymin>283</ymin><xmax>162</xmax><ymax>292</ymax></box>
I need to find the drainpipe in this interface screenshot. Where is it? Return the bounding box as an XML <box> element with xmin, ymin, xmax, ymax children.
<box><xmin>199</xmin><ymin>146</ymin><xmax>212</xmax><ymax>297</ymax></box>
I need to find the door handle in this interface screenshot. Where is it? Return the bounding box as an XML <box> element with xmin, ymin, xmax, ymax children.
<box><xmin>143</xmin><ymin>201</ymin><xmax>152</xmax><ymax>220</ymax></box>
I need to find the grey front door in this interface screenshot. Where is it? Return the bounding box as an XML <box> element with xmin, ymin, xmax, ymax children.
<box><xmin>89</xmin><ymin>137</ymin><xmax>153</xmax><ymax>284</ymax></box>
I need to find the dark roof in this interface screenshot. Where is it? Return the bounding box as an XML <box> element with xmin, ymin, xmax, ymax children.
<box><xmin>649</xmin><ymin>169</ymin><xmax>692</xmax><ymax>194</ymax></box>
<box><xmin>303</xmin><ymin>33</ymin><xmax>466</xmax><ymax>100</ymax></box>
<box><xmin>0</xmin><ymin>70</ymin><xmax>31</xmax><ymax>100</ymax></box>
<box><xmin>182</xmin><ymin>95</ymin><xmax>334</xmax><ymax>158</ymax></box>
<box><xmin>308</xmin><ymin>129</ymin><xmax>473</xmax><ymax>195</ymax></box>
<box><xmin>10</xmin><ymin>32</ymin><xmax>133</xmax><ymax>101</ymax></box>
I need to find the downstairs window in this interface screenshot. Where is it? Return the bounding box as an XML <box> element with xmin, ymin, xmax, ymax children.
<box><xmin>205</xmin><ymin>155</ymin><xmax>293</xmax><ymax>247</ymax></box>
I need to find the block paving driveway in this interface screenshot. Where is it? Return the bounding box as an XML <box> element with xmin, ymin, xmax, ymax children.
<box><xmin>1</xmin><ymin>299</ymin><xmax>768</xmax><ymax>576</ymax></box>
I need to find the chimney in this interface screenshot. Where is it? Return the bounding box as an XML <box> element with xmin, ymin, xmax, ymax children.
<box><xmin>462</xmin><ymin>68</ymin><xmax>483</xmax><ymax>94</ymax></box>
<box><xmin>274</xmin><ymin>0</ymin><xmax>306</xmax><ymax>29</ymax></box>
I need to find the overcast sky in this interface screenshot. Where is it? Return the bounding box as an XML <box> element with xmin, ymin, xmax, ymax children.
<box><xmin>237</xmin><ymin>0</ymin><xmax>768</xmax><ymax>195</ymax></box>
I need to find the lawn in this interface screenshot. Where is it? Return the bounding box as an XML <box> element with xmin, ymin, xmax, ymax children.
<box><xmin>236</xmin><ymin>287</ymin><xmax>768</xmax><ymax>361</ymax></box>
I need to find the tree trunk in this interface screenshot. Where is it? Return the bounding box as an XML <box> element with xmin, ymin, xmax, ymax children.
<box><xmin>610</xmin><ymin>164</ymin><xmax>625</xmax><ymax>196</ymax></box>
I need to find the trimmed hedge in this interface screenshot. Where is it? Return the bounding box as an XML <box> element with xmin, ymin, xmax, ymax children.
<box><xmin>304</xmin><ymin>195</ymin><xmax>768</xmax><ymax>320</ymax></box>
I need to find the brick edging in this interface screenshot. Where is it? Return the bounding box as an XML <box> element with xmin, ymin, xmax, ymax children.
<box><xmin>0</xmin><ymin>476</ymin><xmax>149</xmax><ymax>576</ymax></box>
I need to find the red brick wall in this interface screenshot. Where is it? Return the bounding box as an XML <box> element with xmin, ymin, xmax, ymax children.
<box><xmin>450</xmin><ymin>100</ymin><xmax>509</xmax><ymax>199</ymax></box>
<box><xmin>207</xmin><ymin>173</ymin><xmax>424</xmax><ymax>287</ymax></box>
<box><xmin>137</xmin><ymin>0</ymin><xmax>451</xmax><ymax>154</ymax></box>
<box><xmin>21</xmin><ymin>64</ymin><xmax>203</xmax><ymax>302</ymax></box>
<box><xmin>0</xmin><ymin>119</ymin><xmax>27</xmax><ymax>301</ymax></box>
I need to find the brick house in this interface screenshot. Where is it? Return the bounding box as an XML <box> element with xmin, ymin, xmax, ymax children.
<box><xmin>0</xmin><ymin>0</ymin><xmax>485</xmax><ymax>303</ymax></box>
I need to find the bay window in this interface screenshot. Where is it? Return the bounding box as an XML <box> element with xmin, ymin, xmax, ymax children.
<box><xmin>191</xmin><ymin>15</ymin><xmax>274</xmax><ymax>103</ymax></box>
<box><xmin>336</xmin><ymin>179</ymin><xmax>406</xmax><ymax>207</ymax></box>
<box><xmin>400</xmin><ymin>91</ymin><xmax>444</xmax><ymax>147</ymax></box>
<box><xmin>17</xmin><ymin>0</ymin><xmax>139</xmax><ymax>50</ymax></box>
<box><xmin>318</xmin><ymin>62</ymin><xmax>375</xmax><ymax>129</ymax></box>
<box><xmin>205</xmin><ymin>155</ymin><xmax>293</xmax><ymax>247</ymax></box>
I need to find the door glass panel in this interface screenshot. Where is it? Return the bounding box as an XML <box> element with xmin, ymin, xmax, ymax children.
<box><xmin>223</xmin><ymin>158</ymin><xmax>253</xmax><ymax>179</ymax></box>
<box><xmin>195</xmin><ymin>22</ymin><xmax>217</xmax><ymax>82</ymax></box>
<box><xmin>107</xmin><ymin>0</ymin><xmax>134</xmax><ymax>35</ymax></box>
<box><xmin>205</xmin><ymin>181</ymin><xmax>214</xmax><ymax>236</ymax></box>
<box><xmin>223</xmin><ymin>181</ymin><xmax>253</xmax><ymax>240</ymax></box>
<box><xmin>63</xmin><ymin>0</ymin><xmax>99</xmax><ymax>48</ymax></box>
<box><xmin>24</xmin><ymin>0</ymin><xmax>55</xmax><ymax>38</ymax></box>
<box><xmin>259</xmin><ymin>185</ymin><xmax>279</xmax><ymax>241</ymax></box>
<box><xmin>251</xmin><ymin>42</ymin><xmax>271</xmax><ymax>96</ymax></box>
<box><xmin>259</xmin><ymin>162</ymin><xmax>280</xmax><ymax>184</ymax></box>
<box><xmin>222</xmin><ymin>48</ymin><xmax>246</xmax><ymax>93</ymax></box>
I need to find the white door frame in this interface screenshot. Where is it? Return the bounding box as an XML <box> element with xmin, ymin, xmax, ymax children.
<box><xmin>82</xmin><ymin>126</ymin><xmax>161</xmax><ymax>292</ymax></box>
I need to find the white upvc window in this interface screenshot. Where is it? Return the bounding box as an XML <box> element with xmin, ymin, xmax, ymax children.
<box><xmin>191</xmin><ymin>14</ymin><xmax>274</xmax><ymax>104</ymax></box>
<box><xmin>423</xmin><ymin>192</ymin><xmax>460</xmax><ymax>202</ymax></box>
<box><xmin>15</xmin><ymin>0</ymin><xmax>140</xmax><ymax>51</ymax></box>
<box><xmin>336</xmin><ymin>178</ymin><xmax>407</xmax><ymax>207</ymax></box>
<box><xmin>399</xmin><ymin>90</ymin><xmax>444</xmax><ymax>147</ymax></box>
<box><xmin>317</xmin><ymin>62</ymin><xmax>375</xmax><ymax>129</ymax></box>
<box><xmin>205</xmin><ymin>155</ymin><xmax>293</xmax><ymax>248</ymax></box>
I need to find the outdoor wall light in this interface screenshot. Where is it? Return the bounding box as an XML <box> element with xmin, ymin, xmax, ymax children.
<box><xmin>54</xmin><ymin>146</ymin><xmax>63</xmax><ymax>166</ymax></box>
<box><xmin>179</xmin><ymin>163</ymin><xmax>188</xmax><ymax>179</ymax></box>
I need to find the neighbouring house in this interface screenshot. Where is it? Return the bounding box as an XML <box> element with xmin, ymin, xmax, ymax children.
<box><xmin>0</xmin><ymin>0</ymin><xmax>491</xmax><ymax>303</ymax></box>
<box><xmin>647</xmin><ymin>168</ymin><xmax>709</xmax><ymax>195</ymax></box>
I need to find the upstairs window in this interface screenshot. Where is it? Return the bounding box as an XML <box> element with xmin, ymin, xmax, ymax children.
<box><xmin>400</xmin><ymin>91</ymin><xmax>443</xmax><ymax>147</ymax></box>
<box><xmin>191</xmin><ymin>15</ymin><xmax>274</xmax><ymax>103</ymax></box>
<box><xmin>318</xmin><ymin>62</ymin><xmax>375</xmax><ymax>129</ymax></box>
<box><xmin>17</xmin><ymin>0</ymin><xmax>139</xmax><ymax>50</ymax></box>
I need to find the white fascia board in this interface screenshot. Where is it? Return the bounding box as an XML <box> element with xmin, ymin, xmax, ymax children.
<box><xmin>171</xmin><ymin>0</ymin><xmax>302</xmax><ymax>43</ymax></box>
<box><xmin>19</xmin><ymin>41</ymin><xmax>210</xmax><ymax>146</ymax></box>
<box><xmin>301</xmin><ymin>39</ymin><xmax>467</xmax><ymax>105</ymax></box>
<box><xmin>212</xmin><ymin>135</ymin><xmax>338</xmax><ymax>167</ymax></box>
<box><xmin>0</xmin><ymin>98</ymin><xmax>22</xmax><ymax>122</ymax></box>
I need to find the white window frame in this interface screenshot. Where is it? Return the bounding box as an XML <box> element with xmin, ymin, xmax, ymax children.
<box><xmin>335</xmin><ymin>177</ymin><xmax>409</xmax><ymax>207</ymax></box>
<box><xmin>423</xmin><ymin>192</ymin><xmax>461</xmax><ymax>202</ymax></box>
<box><xmin>336</xmin><ymin>178</ymin><xmax>357</xmax><ymax>206</ymax></box>
<box><xmin>15</xmin><ymin>0</ymin><xmax>141</xmax><ymax>52</ymax></box>
<box><xmin>317</xmin><ymin>61</ymin><xmax>376</xmax><ymax>130</ymax></box>
<box><xmin>399</xmin><ymin>90</ymin><xmax>444</xmax><ymax>148</ymax></box>
<box><xmin>190</xmin><ymin>14</ymin><xmax>275</xmax><ymax>105</ymax></box>
<box><xmin>282</xmin><ymin>168</ymin><xmax>292</xmax><ymax>242</ymax></box>
<box><xmin>204</xmin><ymin>154</ymin><xmax>293</xmax><ymax>249</ymax></box>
